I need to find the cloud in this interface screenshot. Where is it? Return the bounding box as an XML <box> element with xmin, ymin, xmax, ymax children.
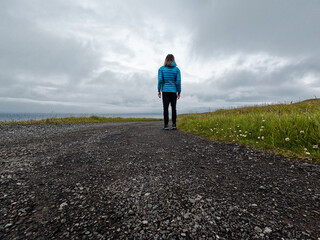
<box><xmin>0</xmin><ymin>0</ymin><xmax>101</xmax><ymax>104</ymax></box>
<box><xmin>190</xmin><ymin>0</ymin><xmax>320</xmax><ymax>57</ymax></box>
<box><xmin>182</xmin><ymin>55</ymin><xmax>320</xmax><ymax>108</ymax></box>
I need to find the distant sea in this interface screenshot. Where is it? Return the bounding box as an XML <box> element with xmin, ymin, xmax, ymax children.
<box><xmin>0</xmin><ymin>113</ymin><xmax>162</xmax><ymax>122</ymax></box>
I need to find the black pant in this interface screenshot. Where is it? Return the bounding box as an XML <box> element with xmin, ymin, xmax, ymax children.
<box><xmin>162</xmin><ymin>92</ymin><xmax>177</xmax><ymax>126</ymax></box>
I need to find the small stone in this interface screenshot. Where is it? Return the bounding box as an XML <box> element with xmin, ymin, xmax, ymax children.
<box><xmin>195</xmin><ymin>195</ymin><xmax>202</xmax><ymax>201</ymax></box>
<box><xmin>144</xmin><ymin>193</ymin><xmax>150</xmax><ymax>196</ymax></box>
<box><xmin>181</xmin><ymin>233</ymin><xmax>186</xmax><ymax>237</ymax></box>
<box><xmin>142</xmin><ymin>220</ymin><xmax>148</xmax><ymax>225</ymax></box>
<box><xmin>254</xmin><ymin>226</ymin><xmax>262</xmax><ymax>233</ymax></box>
<box><xmin>189</xmin><ymin>198</ymin><xmax>196</xmax><ymax>204</ymax></box>
<box><xmin>263</xmin><ymin>227</ymin><xmax>272</xmax><ymax>234</ymax></box>
<box><xmin>183</xmin><ymin>213</ymin><xmax>190</xmax><ymax>219</ymax></box>
<box><xmin>5</xmin><ymin>223</ymin><xmax>12</xmax><ymax>228</ymax></box>
<box><xmin>59</xmin><ymin>202</ymin><xmax>68</xmax><ymax>210</ymax></box>
<box><xmin>61</xmin><ymin>218</ymin><xmax>66</xmax><ymax>223</ymax></box>
<box><xmin>251</xmin><ymin>203</ymin><xmax>258</xmax><ymax>207</ymax></box>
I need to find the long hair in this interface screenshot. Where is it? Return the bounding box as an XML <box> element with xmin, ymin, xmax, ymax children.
<box><xmin>164</xmin><ymin>54</ymin><xmax>177</xmax><ymax>67</ymax></box>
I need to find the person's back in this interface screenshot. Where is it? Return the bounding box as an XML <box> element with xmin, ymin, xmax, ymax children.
<box><xmin>158</xmin><ymin>54</ymin><xmax>181</xmax><ymax>130</ymax></box>
<box><xmin>158</xmin><ymin>62</ymin><xmax>181</xmax><ymax>94</ymax></box>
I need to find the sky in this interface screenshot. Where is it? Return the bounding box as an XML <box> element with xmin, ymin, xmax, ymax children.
<box><xmin>1</xmin><ymin>0</ymin><xmax>320</xmax><ymax>114</ymax></box>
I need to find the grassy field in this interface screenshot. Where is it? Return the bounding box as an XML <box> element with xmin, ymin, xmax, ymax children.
<box><xmin>178</xmin><ymin>99</ymin><xmax>320</xmax><ymax>161</ymax></box>
<box><xmin>0</xmin><ymin>115</ymin><xmax>161</xmax><ymax>125</ymax></box>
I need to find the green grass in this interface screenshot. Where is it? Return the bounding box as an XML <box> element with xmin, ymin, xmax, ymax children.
<box><xmin>178</xmin><ymin>99</ymin><xmax>320</xmax><ymax>161</ymax></box>
<box><xmin>0</xmin><ymin>115</ymin><xmax>161</xmax><ymax>125</ymax></box>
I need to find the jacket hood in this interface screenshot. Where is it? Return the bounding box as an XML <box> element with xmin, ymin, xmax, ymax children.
<box><xmin>166</xmin><ymin>61</ymin><xmax>176</xmax><ymax>67</ymax></box>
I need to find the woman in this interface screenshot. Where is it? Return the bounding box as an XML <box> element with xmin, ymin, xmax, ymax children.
<box><xmin>158</xmin><ymin>54</ymin><xmax>181</xmax><ymax>130</ymax></box>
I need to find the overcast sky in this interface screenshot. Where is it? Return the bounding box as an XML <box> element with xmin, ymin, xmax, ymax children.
<box><xmin>1</xmin><ymin>0</ymin><xmax>320</xmax><ymax>114</ymax></box>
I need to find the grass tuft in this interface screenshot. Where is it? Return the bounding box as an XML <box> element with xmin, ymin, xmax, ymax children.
<box><xmin>178</xmin><ymin>99</ymin><xmax>320</xmax><ymax>161</ymax></box>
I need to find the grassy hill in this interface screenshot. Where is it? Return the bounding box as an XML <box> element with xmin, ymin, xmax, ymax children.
<box><xmin>178</xmin><ymin>99</ymin><xmax>320</xmax><ymax>161</ymax></box>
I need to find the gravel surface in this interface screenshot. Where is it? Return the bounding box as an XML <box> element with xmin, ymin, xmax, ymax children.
<box><xmin>1</xmin><ymin>121</ymin><xmax>319</xmax><ymax>239</ymax></box>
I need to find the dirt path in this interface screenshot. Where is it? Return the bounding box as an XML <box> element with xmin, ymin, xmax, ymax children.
<box><xmin>1</xmin><ymin>122</ymin><xmax>319</xmax><ymax>239</ymax></box>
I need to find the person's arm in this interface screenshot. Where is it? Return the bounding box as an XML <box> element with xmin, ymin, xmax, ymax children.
<box><xmin>176</xmin><ymin>69</ymin><xmax>181</xmax><ymax>99</ymax></box>
<box><xmin>158</xmin><ymin>68</ymin><xmax>164</xmax><ymax>98</ymax></box>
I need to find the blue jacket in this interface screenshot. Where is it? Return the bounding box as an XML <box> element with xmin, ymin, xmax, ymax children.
<box><xmin>158</xmin><ymin>61</ymin><xmax>181</xmax><ymax>94</ymax></box>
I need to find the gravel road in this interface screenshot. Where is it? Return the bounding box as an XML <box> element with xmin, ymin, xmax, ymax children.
<box><xmin>1</xmin><ymin>122</ymin><xmax>319</xmax><ymax>239</ymax></box>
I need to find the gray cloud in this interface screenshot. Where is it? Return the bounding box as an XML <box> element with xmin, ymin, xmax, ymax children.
<box><xmin>190</xmin><ymin>0</ymin><xmax>320</xmax><ymax>57</ymax></box>
<box><xmin>183</xmin><ymin>58</ymin><xmax>320</xmax><ymax>107</ymax></box>
<box><xmin>0</xmin><ymin>4</ymin><xmax>100</xmax><ymax>77</ymax></box>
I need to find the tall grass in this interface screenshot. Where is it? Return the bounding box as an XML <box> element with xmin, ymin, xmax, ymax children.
<box><xmin>0</xmin><ymin>116</ymin><xmax>161</xmax><ymax>125</ymax></box>
<box><xmin>179</xmin><ymin>99</ymin><xmax>320</xmax><ymax>161</ymax></box>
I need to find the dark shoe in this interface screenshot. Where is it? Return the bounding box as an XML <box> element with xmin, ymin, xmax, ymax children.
<box><xmin>172</xmin><ymin>124</ymin><xmax>177</xmax><ymax>130</ymax></box>
<box><xmin>163</xmin><ymin>125</ymin><xmax>169</xmax><ymax>130</ymax></box>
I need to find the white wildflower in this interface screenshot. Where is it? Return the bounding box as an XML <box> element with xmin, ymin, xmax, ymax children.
<box><xmin>306</xmin><ymin>152</ymin><xmax>310</xmax><ymax>155</ymax></box>
<box><xmin>285</xmin><ymin>137</ymin><xmax>290</xmax><ymax>142</ymax></box>
<box><xmin>300</xmin><ymin>130</ymin><xmax>305</xmax><ymax>134</ymax></box>
<box><xmin>261</xmin><ymin>136</ymin><xmax>265</xmax><ymax>140</ymax></box>
<box><xmin>313</xmin><ymin>145</ymin><xmax>319</xmax><ymax>149</ymax></box>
